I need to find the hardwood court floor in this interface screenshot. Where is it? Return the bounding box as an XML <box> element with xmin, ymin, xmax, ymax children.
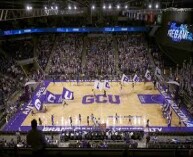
<box><xmin>22</xmin><ymin>82</ymin><xmax>180</xmax><ymax>127</ymax></box>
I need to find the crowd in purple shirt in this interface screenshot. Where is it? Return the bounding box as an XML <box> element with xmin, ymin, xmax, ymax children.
<box><xmin>117</xmin><ymin>34</ymin><xmax>149</xmax><ymax>76</ymax></box>
<box><xmin>46</xmin><ymin>34</ymin><xmax>151</xmax><ymax>80</ymax></box>
<box><xmin>49</xmin><ymin>34</ymin><xmax>82</xmax><ymax>80</ymax></box>
<box><xmin>83</xmin><ymin>36</ymin><xmax>116</xmax><ymax>79</ymax></box>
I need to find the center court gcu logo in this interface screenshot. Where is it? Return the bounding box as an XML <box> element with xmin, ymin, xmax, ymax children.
<box><xmin>82</xmin><ymin>94</ymin><xmax>120</xmax><ymax>104</ymax></box>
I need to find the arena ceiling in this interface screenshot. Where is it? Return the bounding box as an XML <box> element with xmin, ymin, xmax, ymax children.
<box><xmin>0</xmin><ymin>0</ymin><xmax>193</xmax><ymax>9</ymax></box>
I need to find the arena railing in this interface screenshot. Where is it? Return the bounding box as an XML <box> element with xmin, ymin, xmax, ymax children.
<box><xmin>0</xmin><ymin>148</ymin><xmax>190</xmax><ymax>157</ymax></box>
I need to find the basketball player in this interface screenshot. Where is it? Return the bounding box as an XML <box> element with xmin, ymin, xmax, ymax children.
<box><xmin>93</xmin><ymin>117</ymin><xmax>97</xmax><ymax>127</ymax></box>
<box><xmin>104</xmin><ymin>90</ymin><xmax>107</xmax><ymax>97</ymax></box>
<box><xmin>146</xmin><ymin>119</ymin><xmax>150</xmax><ymax>128</ymax></box>
<box><xmin>169</xmin><ymin>108</ymin><xmax>172</xmax><ymax>117</ymax></box>
<box><xmin>51</xmin><ymin>114</ymin><xmax>54</xmax><ymax>126</ymax></box>
<box><xmin>153</xmin><ymin>80</ymin><xmax>156</xmax><ymax>89</ymax></box>
<box><xmin>144</xmin><ymin>76</ymin><xmax>146</xmax><ymax>85</ymax></box>
<box><xmin>120</xmin><ymin>82</ymin><xmax>123</xmax><ymax>90</ymax></box>
<box><xmin>132</xmin><ymin>81</ymin><xmax>134</xmax><ymax>90</ymax></box>
<box><xmin>179</xmin><ymin>120</ymin><xmax>182</xmax><ymax>127</ymax></box>
<box><xmin>79</xmin><ymin>114</ymin><xmax>81</xmax><ymax>124</ymax></box>
<box><xmin>128</xmin><ymin>115</ymin><xmax>132</xmax><ymax>125</ymax></box>
<box><xmin>92</xmin><ymin>89</ymin><xmax>96</xmax><ymax>97</ymax></box>
<box><xmin>87</xmin><ymin>116</ymin><xmax>89</xmax><ymax>126</ymax></box>
<box><xmin>63</xmin><ymin>100</ymin><xmax>68</xmax><ymax>107</ymax></box>
<box><xmin>31</xmin><ymin>110</ymin><xmax>35</xmax><ymax>116</ymax></box>
<box><xmin>115</xmin><ymin>113</ymin><xmax>118</xmax><ymax>124</ymax></box>
<box><xmin>72</xmin><ymin>93</ymin><xmax>74</xmax><ymax>100</ymax></box>
<box><xmin>53</xmin><ymin>76</ymin><xmax>55</xmax><ymax>84</ymax></box>
<box><xmin>39</xmin><ymin>117</ymin><xmax>42</xmax><ymax>126</ymax></box>
<box><xmin>168</xmin><ymin>117</ymin><xmax>171</xmax><ymax>127</ymax></box>
<box><xmin>69</xmin><ymin>116</ymin><xmax>72</xmax><ymax>127</ymax></box>
<box><xmin>96</xmin><ymin>120</ymin><xmax>99</xmax><ymax>127</ymax></box>
<box><xmin>44</xmin><ymin>104</ymin><xmax>47</xmax><ymax>112</ymax></box>
<box><xmin>91</xmin><ymin>113</ymin><xmax>94</xmax><ymax>122</ymax></box>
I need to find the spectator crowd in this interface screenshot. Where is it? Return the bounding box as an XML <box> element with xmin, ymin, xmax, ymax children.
<box><xmin>177</xmin><ymin>58</ymin><xmax>193</xmax><ymax>97</ymax></box>
<box><xmin>37</xmin><ymin>35</ymin><xmax>55</xmax><ymax>70</ymax></box>
<box><xmin>49</xmin><ymin>34</ymin><xmax>82</xmax><ymax>80</ymax></box>
<box><xmin>117</xmin><ymin>34</ymin><xmax>150</xmax><ymax>77</ymax></box>
<box><xmin>83</xmin><ymin>36</ymin><xmax>117</xmax><ymax>79</ymax></box>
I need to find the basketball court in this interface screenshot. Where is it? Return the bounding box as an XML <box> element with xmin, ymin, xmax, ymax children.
<box><xmin>19</xmin><ymin>81</ymin><xmax>179</xmax><ymax>128</ymax></box>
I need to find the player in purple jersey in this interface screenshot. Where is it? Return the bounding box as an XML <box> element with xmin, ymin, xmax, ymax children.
<box><xmin>51</xmin><ymin>114</ymin><xmax>54</xmax><ymax>126</ymax></box>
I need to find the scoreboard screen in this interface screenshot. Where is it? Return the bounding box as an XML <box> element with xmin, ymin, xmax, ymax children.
<box><xmin>156</xmin><ymin>9</ymin><xmax>193</xmax><ymax>49</ymax></box>
<box><xmin>167</xmin><ymin>22</ymin><xmax>193</xmax><ymax>42</ymax></box>
<box><xmin>156</xmin><ymin>9</ymin><xmax>193</xmax><ymax>63</ymax></box>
